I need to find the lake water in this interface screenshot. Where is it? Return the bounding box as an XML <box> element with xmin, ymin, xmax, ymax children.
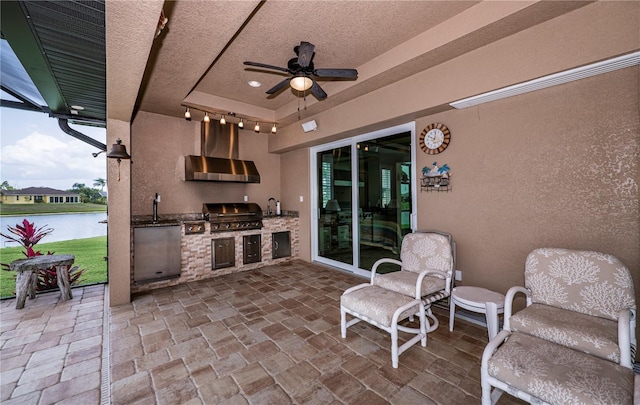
<box><xmin>0</xmin><ymin>212</ymin><xmax>108</xmax><ymax>247</ymax></box>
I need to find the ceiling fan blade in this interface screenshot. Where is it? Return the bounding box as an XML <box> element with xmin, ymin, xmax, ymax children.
<box><xmin>244</xmin><ymin>61</ymin><xmax>289</xmax><ymax>73</ymax></box>
<box><xmin>297</xmin><ymin>42</ymin><xmax>315</xmax><ymax>68</ymax></box>
<box><xmin>266</xmin><ymin>78</ymin><xmax>292</xmax><ymax>94</ymax></box>
<box><xmin>314</xmin><ymin>68</ymin><xmax>358</xmax><ymax>78</ymax></box>
<box><xmin>310</xmin><ymin>81</ymin><xmax>327</xmax><ymax>100</ymax></box>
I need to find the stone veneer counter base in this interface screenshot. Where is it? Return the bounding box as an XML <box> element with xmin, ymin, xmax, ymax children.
<box><xmin>131</xmin><ymin>215</ymin><xmax>299</xmax><ymax>294</ymax></box>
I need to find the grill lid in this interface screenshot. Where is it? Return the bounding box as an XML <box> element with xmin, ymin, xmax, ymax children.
<box><xmin>203</xmin><ymin>203</ymin><xmax>263</xmax><ymax>219</ymax></box>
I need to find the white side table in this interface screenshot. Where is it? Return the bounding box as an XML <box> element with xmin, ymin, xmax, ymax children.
<box><xmin>449</xmin><ymin>286</ymin><xmax>505</xmax><ymax>340</ymax></box>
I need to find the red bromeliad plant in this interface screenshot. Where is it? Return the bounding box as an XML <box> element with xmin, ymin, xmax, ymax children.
<box><xmin>1</xmin><ymin>219</ymin><xmax>85</xmax><ymax>292</ymax></box>
<box><xmin>0</xmin><ymin>219</ymin><xmax>53</xmax><ymax>257</ymax></box>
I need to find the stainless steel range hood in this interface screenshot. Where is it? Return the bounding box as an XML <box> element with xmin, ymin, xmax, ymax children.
<box><xmin>185</xmin><ymin>121</ymin><xmax>260</xmax><ymax>183</ymax></box>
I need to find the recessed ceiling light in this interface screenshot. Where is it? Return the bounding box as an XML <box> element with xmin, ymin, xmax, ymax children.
<box><xmin>70</xmin><ymin>105</ymin><xmax>85</xmax><ymax>110</ymax></box>
<box><xmin>248</xmin><ymin>80</ymin><xmax>261</xmax><ymax>88</ymax></box>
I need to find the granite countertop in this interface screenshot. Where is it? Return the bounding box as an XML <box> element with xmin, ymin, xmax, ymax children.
<box><xmin>131</xmin><ymin>220</ymin><xmax>182</xmax><ymax>228</ymax></box>
<box><xmin>131</xmin><ymin>213</ymin><xmax>203</xmax><ymax>227</ymax></box>
<box><xmin>132</xmin><ymin>211</ymin><xmax>299</xmax><ymax>227</ymax></box>
<box><xmin>263</xmin><ymin>210</ymin><xmax>299</xmax><ymax>218</ymax></box>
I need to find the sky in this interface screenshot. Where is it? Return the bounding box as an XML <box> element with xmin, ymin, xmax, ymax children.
<box><xmin>0</xmin><ymin>106</ymin><xmax>107</xmax><ymax>191</ymax></box>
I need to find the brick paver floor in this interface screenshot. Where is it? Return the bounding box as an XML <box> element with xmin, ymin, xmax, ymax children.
<box><xmin>109</xmin><ymin>261</ymin><xmax>526</xmax><ymax>404</ymax></box>
<box><xmin>1</xmin><ymin>284</ymin><xmax>106</xmax><ymax>404</ymax></box>
<box><xmin>1</xmin><ymin>261</ymin><xmax>528</xmax><ymax>404</ymax></box>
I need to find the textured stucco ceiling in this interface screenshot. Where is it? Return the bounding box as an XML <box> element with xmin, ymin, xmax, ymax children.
<box><xmin>106</xmin><ymin>1</ymin><xmax>592</xmax><ymax>128</ymax></box>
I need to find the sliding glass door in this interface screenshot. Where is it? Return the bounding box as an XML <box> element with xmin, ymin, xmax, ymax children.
<box><xmin>312</xmin><ymin>123</ymin><xmax>415</xmax><ymax>275</ymax></box>
<box><xmin>316</xmin><ymin>145</ymin><xmax>353</xmax><ymax>265</ymax></box>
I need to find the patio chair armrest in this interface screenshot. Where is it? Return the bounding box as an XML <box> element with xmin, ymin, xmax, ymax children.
<box><xmin>618</xmin><ymin>308</ymin><xmax>634</xmax><ymax>369</ymax></box>
<box><xmin>503</xmin><ymin>286</ymin><xmax>530</xmax><ymax>331</ymax></box>
<box><xmin>371</xmin><ymin>258</ymin><xmax>402</xmax><ymax>284</ymax></box>
<box><xmin>343</xmin><ymin>283</ymin><xmax>370</xmax><ymax>295</ymax></box>
<box><xmin>481</xmin><ymin>329</ymin><xmax>511</xmax><ymax>370</ymax></box>
<box><xmin>415</xmin><ymin>269</ymin><xmax>450</xmax><ymax>298</ymax></box>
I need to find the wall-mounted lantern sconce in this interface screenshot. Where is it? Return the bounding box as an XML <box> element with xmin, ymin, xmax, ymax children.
<box><xmin>107</xmin><ymin>138</ymin><xmax>131</xmax><ymax>181</ymax></box>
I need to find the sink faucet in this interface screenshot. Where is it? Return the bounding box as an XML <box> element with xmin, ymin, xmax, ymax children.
<box><xmin>153</xmin><ymin>193</ymin><xmax>160</xmax><ymax>223</ymax></box>
<box><xmin>267</xmin><ymin>197</ymin><xmax>276</xmax><ymax>216</ymax></box>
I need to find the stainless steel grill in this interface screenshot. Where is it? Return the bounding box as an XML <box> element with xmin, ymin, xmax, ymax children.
<box><xmin>203</xmin><ymin>203</ymin><xmax>263</xmax><ymax>232</ymax></box>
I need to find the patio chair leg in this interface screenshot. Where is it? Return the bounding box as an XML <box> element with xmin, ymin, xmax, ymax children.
<box><xmin>341</xmin><ymin>306</ymin><xmax>347</xmax><ymax>338</ymax></box>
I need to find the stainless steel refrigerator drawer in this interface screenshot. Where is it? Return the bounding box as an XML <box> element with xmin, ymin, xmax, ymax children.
<box><xmin>133</xmin><ymin>225</ymin><xmax>181</xmax><ymax>283</ymax></box>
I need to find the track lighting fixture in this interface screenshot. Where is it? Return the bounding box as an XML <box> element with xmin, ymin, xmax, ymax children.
<box><xmin>182</xmin><ymin>106</ymin><xmax>275</xmax><ymax>134</ymax></box>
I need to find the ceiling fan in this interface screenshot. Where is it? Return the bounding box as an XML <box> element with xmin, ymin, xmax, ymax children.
<box><xmin>244</xmin><ymin>41</ymin><xmax>358</xmax><ymax>100</ymax></box>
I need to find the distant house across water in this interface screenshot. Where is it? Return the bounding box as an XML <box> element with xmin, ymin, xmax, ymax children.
<box><xmin>0</xmin><ymin>187</ymin><xmax>81</xmax><ymax>204</ymax></box>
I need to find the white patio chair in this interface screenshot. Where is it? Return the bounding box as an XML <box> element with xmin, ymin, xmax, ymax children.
<box><xmin>370</xmin><ymin>230</ymin><xmax>455</xmax><ymax>332</ymax></box>
<box><xmin>481</xmin><ymin>248</ymin><xmax>637</xmax><ymax>404</ymax></box>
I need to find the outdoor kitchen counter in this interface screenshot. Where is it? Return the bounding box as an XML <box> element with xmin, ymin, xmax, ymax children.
<box><xmin>130</xmin><ymin>211</ymin><xmax>300</xmax><ymax>294</ymax></box>
<box><xmin>263</xmin><ymin>210</ymin><xmax>299</xmax><ymax>218</ymax></box>
<box><xmin>131</xmin><ymin>213</ymin><xmax>204</xmax><ymax>227</ymax></box>
<box><xmin>131</xmin><ymin>220</ymin><xmax>181</xmax><ymax>228</ymax></box>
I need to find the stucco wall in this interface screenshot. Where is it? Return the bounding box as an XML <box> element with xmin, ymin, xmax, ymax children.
<box><xmin>277</xmin><ymin>66</ymin><xmax>639</xmax><ymax>342</ymax></box>
<box><xmin>414</xmin><ymin>67</ymin><xmax>639</xmax><ymax>297</ymax></box>
<box><xmin>130</xmin><ymin>111</ymin><xmax>281</xmax><ymax>216</ymax></box>
<box><xmin>280</xmin><ymin>148</ymin><xmax>312</xmax><ymax>261</ymax></box>
<box><xmin>107</xmin><ymin>118</ymin><xmax>132</xmax><ymax>306</ymax></box>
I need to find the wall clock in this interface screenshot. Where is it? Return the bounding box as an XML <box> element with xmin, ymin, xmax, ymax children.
<box><xmin>419</xmin><ymin>123</ymin><xmax>451</xmax><ymax>155</ymax></box>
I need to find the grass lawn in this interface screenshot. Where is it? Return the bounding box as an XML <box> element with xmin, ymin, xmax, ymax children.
<box><xmin>0</xmin><ymin>236</ymin><xmax>107</xmax><ymax>298</ymax></box>
<box><xmin>0</xmin><ymin>203</ymin><xmax>107</xmax><ymax>216</ymax></box>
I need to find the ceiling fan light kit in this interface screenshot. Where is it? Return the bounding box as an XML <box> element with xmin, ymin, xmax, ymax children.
<box><xmin>244</xmin><ymin>41</ymin><xmax>358</xmax><ymax>100</ymax></box>
<box><xmin>290</xmin><ymin>76</ymin><xmax>313</xmax><ymax>91</ymax></box>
